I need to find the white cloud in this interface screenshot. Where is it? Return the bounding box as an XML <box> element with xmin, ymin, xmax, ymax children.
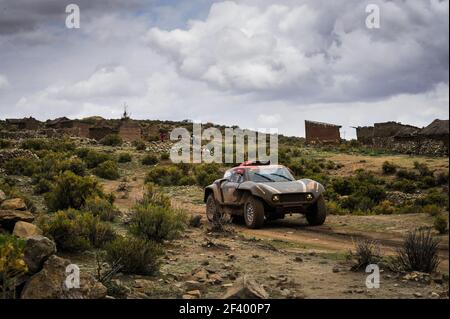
<box><xmin>146</xmin><ymin>1</ymin><xmax>449</xmax><ymax>102</ymax></box>
<box><xmin>257</xmin><ymin>113</ymin><xmax>281</xmax><ymax>126</ymax></box>
<box><xmin>0</xmin><ymin>74</ymin><xmax>10</xmax><ymax>90</ymax></box>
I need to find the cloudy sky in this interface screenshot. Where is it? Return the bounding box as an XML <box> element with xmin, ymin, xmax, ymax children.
<box><xmin>0</xmin><ymin>0</ymin><xmax>448</xmax><ymax>139</ymax></box>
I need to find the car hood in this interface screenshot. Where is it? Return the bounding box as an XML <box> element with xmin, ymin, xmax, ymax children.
<box><xmin>250</xmin><ymin>179</ymin><xmax>323</xmax><ymax>194</ymax></box>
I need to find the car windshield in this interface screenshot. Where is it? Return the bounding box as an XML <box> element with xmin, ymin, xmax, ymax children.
<box><xmin>247</xmin><ymin>166</ymin><xmax>295</xmax><ymax>183</ymax></box>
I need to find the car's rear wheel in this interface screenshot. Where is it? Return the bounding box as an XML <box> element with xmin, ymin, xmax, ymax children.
<box><xmin>305</xmin><ymin>195</ymin><xmax>327</xmax><ymax>226</ymax></box>
<box><xmin>244</xmin><ymin>196</ymin><xmax>265</xmax><ymax>229</ymax></box>
<box><xmin>206</xmin><ymin>194</ymin><xmax>217</xmax><ymax>222</ymax></box>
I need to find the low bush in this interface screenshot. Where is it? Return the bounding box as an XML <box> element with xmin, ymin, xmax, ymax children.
<box><xmin>330</xmin><ymin>177</ymin><xmax>355</xmax><ymax>196</ymax></box>
<box><xmin>4</xmin><ymin>156</ymin><xmax>40</xmax><ymax>176</ymax></box>
<box><xmin>105</xmin><ymin>236</ymin><xmax>163</xmax><ymax>275</ymax></box>
<box><xmin>189</xmin><ymin>215</ymin><xmax>203</xmax><ymax>228</ymax></box>
<box><xmin>45</xmin><ymin>171</ymin><xmax>106</xmax><ymax>211</ymax></box>
<box><xmin>396</xmin><ymin>169</ymin><xmax>418</xmax><ymax>181</ymax></box>
<box><xmin>0</xmin><ymin>234</ymin><xmax>27</xmax><ymax>290</ymax></box>
<box><xmin>422</xmin><ymin>204</ymin><xmax>442</xmax><ymax>217</ymax></box>
<box><xmin>350</xmin><ymin>240</ymin><xmax>381</xmax><ymax>270</ymax></box>
<box><xmin>100</xmin><ymin>134</ymin><xmax>122</xmax><ymax>147</ymax></box>
<box><xmin>326</xmin><ymin>200</ymin><xmax>351</xmax><ymax>215</ymax></box>
<box><xmin>141</xmin><ymin>154</ymin><xmax>159</xmax><ymax>166</ymax></box>
<box><xmin>389</xmin><ymin>179</ymin><xmax>417</xmax><ymax>194</ymax></box>
<box><xmin>434</xmin><ymin>214</ymin><xmax>448</xmax><ymax>235</ymax></box>
<box><xmin>373</xmin><ymin>200</ymin><xmax>395</xmax><ymax>215</ymax></box>
<box><xmin>413</xmin><ymin>161</ymin><xmax>434</xmax><ymax>177</ymax></box>
<box><xmin>133</xmin><ymin>140</ymin><xmax>146</xmax><ymax>151</ymax></box>
<box><xmin>160</xmin><ymin>152</ymin><xmax>170</xmax><ymax>161</ymax></box>
<box><xmin>93</xmin><ymin>160</ymin><xmax>120</xmax><ymax>180</ymax></box>
<box><xmin>415</xmin><ymin>189</ymin><xmax>449</xmax><ymax>209</ymax></box>
<box><xmin>145</xmin><ymin>166</ymin><xmax>183</xmax><ymax>186</ymax></box>
<box><xmin>83</xmin><ymin>196</ymin><xmax>119</xmax><ymax>222</ymax></box>
<box><xmin>78</xmin><ymin>149</ymin><xmax>113</xmax><ymax>169</ymax></box>
<box><xmin>193</xmin><ymin>163</ymin><xmax>222</xmax><ymax>187</ymax></box>
<box><xmin>396</xmin><ymin>229</ymin><xmax>440</xmax><ymax>273</ymax></box>
<box><xmin>40</xmin><ymin>209</ymin><xmax>116</xmax><ymax>252</ymax></box>
<box><xmin>117</xmin><ymin>153</ymin><xmax>132</xmax><ymax>163</ymax></box>
<box><xmin>382</xmin><ymin>161</ymin><xmax>397</xmax><ymax>175</ymax></box>
<box><xmin>130</xmin><ymin>204</ymin><xmax>186</xmax><ymax>243</ymax></box>
<box><xmin>435</xmin><ymin>171</ymin><xmax>449</xmax><ymax>186</ymax></box>
<box><xmin>0</xmin><ymin>139</ymin><xmax>12</xmax><ymax>149</ymax></box>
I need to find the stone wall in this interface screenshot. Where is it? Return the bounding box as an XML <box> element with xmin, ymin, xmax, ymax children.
<box><xmin>305</xmin><ymin>121</ymin><xmax>341</xmax><ymax>144</ymax></box>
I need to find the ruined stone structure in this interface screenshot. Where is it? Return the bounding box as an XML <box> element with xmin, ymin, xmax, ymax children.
<box><xmin>355</xmin><ymin>120</ymin><xmax>449</xmax><ymax>156</ymax></box>
<box><xmin>305</xmin><ymin>120</ymin><xmax>341</xmax><ymax>144</ymax></box>
<box><xmin>6</xmin><ymin>117</ymin><xmax>41</xmax><ymax>130</ymax></box>
<box><xmin>118</xmin><ymin>119</ymin><xmax>142</xmax><ymax>142</ymax></box>
<box><xmin>46</xmin><ymin>117</ymin><xmax>91</xmax><ymax>138</ymax></box>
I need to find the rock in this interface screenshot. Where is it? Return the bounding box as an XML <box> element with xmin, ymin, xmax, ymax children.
<box><xmin>294</xmin><ymin>256</ymin><xmax>303</xmax><ymax>262</ymax></box>
<box><xmin>185</xmin><ymin>280</ymin><xmax>203</xmax><ymax>291</ymax></box>
<box><xmin>222</xmin><ymin>276</ymin><xmax>269</xmax><ymax>299</ymax></box>
<box><xmin>1</xmin><ymin>198</ymin><xmax>27</xmax><ymax>211</ymax></box>
<box><xmin>21</xmin><ymin>255</ymin><xmax>107</xmax><ymax>299</ymax></box>
<box><xmin>182</xmin><ymin>294</ymin><xmax>197</xmax><ymax>299</ymax></box>
<box><xmin>193</xmin><ymin>268</ymin><xmax>209</xmax><ymax>282</ymax></box>
<box><xmin>430</xmin><ymin>292</ymin><xmax>440</xmax><ymax>298</ymax></box>
<box><xmin>0</xmin><ymin>210</ymin><xmax>34</xmax><ymax>229</ymax></box>
<box><xmin>208</xmin><ymin>274</ymin><xmax>223</xmax><ymax>284</ymax></box>
<box><xmin>186</xmin><ymin>290</ymin><xmax>202</xmax><ymax>298</ymax></box>
<box><xmin>13</xmin><ymin>221</ymin><xmax>43</xmax><ymax>238</ymax></box>
<box><xmin>413</xmin><ymin>292</ymin><xmax>422</xmax><ymax>298</ymax></box>
<box><xmin>24</xmin><ymin>235</ymin><xmax>57</xmax><ymax>274</ymax></box>
<box><xmin>0</xmin><ymin>190</ymin><xmax>6</xmax><ymax>203</ymax></box>
<box><xmin>332</xmin><ymin>266</ymin><xmax>340</xmax><ymax>273</ymax></box>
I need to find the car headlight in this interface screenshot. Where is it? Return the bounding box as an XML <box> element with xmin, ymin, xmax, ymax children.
<box><xmin>306</xmin><ymin>193</ymin><xmax>314</xmax><ymax>201</ymax></box>
<box><xmin>272</xmin><ymin>195</ymin><xmax>280</xmax><ymax>202</ymax></box>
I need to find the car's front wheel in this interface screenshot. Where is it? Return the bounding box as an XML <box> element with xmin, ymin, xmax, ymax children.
<box><xmin>206</xmin><ymin>194</ymin><xmax>218</xmax><ymax>222</ymax></box>
<box><xmin>305</xmin><ymin>195</ymin><xmax>327</xmax><ymax>226</ymax></box>
<box><xmin>244</xmin><ymin>196</ymin><xmax>265</xmax><ymax>229</ymax></box>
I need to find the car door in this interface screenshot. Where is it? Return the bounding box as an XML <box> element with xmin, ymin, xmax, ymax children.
<box><xmin>221</xmin><ymin>170</ymin><xmax>243</xmax><ymax>204</ymax></box>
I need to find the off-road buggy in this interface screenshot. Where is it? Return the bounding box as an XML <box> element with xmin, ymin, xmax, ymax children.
<box><xmin>204</xmin><ymin>161</ymin><xmax>327</xmax><ymax>229</ymax></box>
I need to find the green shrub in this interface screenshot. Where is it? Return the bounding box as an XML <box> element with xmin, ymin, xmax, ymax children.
<box><xmin>382</xmin><ymin>161</ymin><xmax>397</xmax><ymax>175</ymax></box>
<box><xmin>396</xmin><ymin>169</ymin><xmax>418</xmax><ymax>181</ymax></box>
<box><xmin>105</xmin><ymin>236</ymin><xmax>163</xmax><ymax>275</ymax></box>
<box><xmin>118</xmin><ymin>153</ymin><xmax>132</xmax><ymax>163</ymax></box>
<box><xmin>34</xmin><ymin>178</ymin><xmax>53</xmax><ymax>195</ymax></box>
<box><xmin>373</xmin><ymin>200</ymin><xmax>395</xmax><ymax>215</ymax></box>
<box><xmin>160</xmin><ymin>152</ymin><xmax>170</xmax><ymax>161</ymax></box>
<box><xmin>179</xmin><ymin>176</ymin><xmax>196</xmax><ymax>186</ymax></box>
<box><xmin>350</xmin><ymin>240</ymin><xmax>381</xmax><ymax>270</ymax></box>
<box><xmin>83</xmin><ymin>196</ymin><xmax>119</xmax><ymax>222</ymax></box>
<box><xmin>326</xmin><ymin>200</ymin><xmax>350</xmax><ymax>215</ymax></box>
<box><xmin>145</xmin><ymin>166</ymin><xmax>183</xmax><ymax>186</ymax></box>
<box><xmin>21</xmin><ymin>138</ymin><xmax>76</xmax><ymax>152</ymax></box>
<box><xmin>422</xmin><ymin>204</ymin><xmax>442</xmax><ymax>217</ymax></box>
<box><xmin>45</xmin><ymin>171</ymin><xmax>105</xmax><ymax>211</ymax></box>
<box><xmin>94</xmin><ymin>160</ymin><xmax>120</xmax><ymax>180</ymax></box>
<box><xmin>390</xmin><ymin>179</ymin><xmax>417</xmax><ymax>194</ymax></box>
<box><xmin>435</xmin><ymin>171</ymin><xmax>449</xmax><ymax>185</ymax></box>
<box><xmin>100</xmin><ymin>134</ymin><xmax>122</xmax><ymax>147</ymax></box>
<box><xmin>331</xmin><ymin>177</ymin><xmax>355</xmax><ymax>196</ymax></box>
<box><xmin>40</xmin><ymin>209</ymin><xmax>116</xmax><ymax>252</ymax></box>
<box><xmin>80</xmin><ymin>150</ymin><xmax>112</xmax><ymax>169</ymax></box>
<box><xmin>413</xmin><ymin>161</ymin><xmax>434</xmax><ymax>177</ymax></box>
<box><xmin>415</xmin><ymin>189</ymin><xmax>449</xmax><ymax>208</ymax></box>
<box><xmin>396</xmin><ymin>229</ymin><xmax>440</xmax><ymax>273</ymax></box>
<box><xmin>193</xmin><ymin>163</ymin><xmax>222</xmax><ymax>187</ymax></box>
<box><xmin>59</xmin><ymin>158</ymin><xmax>87</xmax><ymax>176</ymax></box>
<box><xmin>138</xmin><ymin>184</ymin><xmax>171</xmax><ymax>208</ymax></box>
<box><xmin>4</xmin><ymin>156</ymin><xmax>40</xmax><ymax>176</ymax></box>
<box><xmin>0</xmin><ymin>139</ymin><xmax>12</xmax><ymax>149</ymax></box>
<box><xmin>434</xmin><ymin>214</ymin><xmax>448</xmax><ymax>234</ymax></box>
<box><xmin>141</xmin><ymin>154</ymin><xmax>159</xmax><ymax>166</ymax></box>
<box><xmin>189</xmin><ymin>215</ymin><xmax>203</xmax><ymax>228</ymax></box>
<box><xmin>133</xmin><ymin>140</ymin><xmax>146</xmax><ymax>151</ymax></box>
<box><xmin>130</xmin><ymin>204</ymin><xmax>186</xmax><ymax>243</ymax></box>
<box><xmin>417</xmin><ymin>176</ymin><xmax>436</xmax><ymax>189</ymax></box>
<box><xmin>0</xmin><ymin>234</ymin><xmax>27</xmax><ymax>291</ymax></box>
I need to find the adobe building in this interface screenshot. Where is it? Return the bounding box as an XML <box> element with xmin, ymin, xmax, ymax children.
<box><xmin>46</xmin><ymin>117</ymin><xmax>91</xmax><ymax>138</ymax></box>
<box><xmin>118</xmin><ymin>119</ymin><xmax>142</xmax><ymax>142</ymax></box>
<box><xmin>305</xmin><ymin>120</ymin><xmax>341</xmax><ymax>144</ymax></box>
<box><xmin>6</xmin><ymin>117</ymin><xmax>41</xmax><ymax>130</ymax></box>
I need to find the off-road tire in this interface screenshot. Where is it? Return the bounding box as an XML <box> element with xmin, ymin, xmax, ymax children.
<box><xmin>306</xmin><ymin>195</ymin><xmax>327</xmax><ymax>226</ymax></box>
<box><xmin>206</xmin><ymin>194</ymin><xmax>218</xmax><ymax>222</ymax></box>
<box><xmin>244</xmin><ymin>196</ymin><xmax>265</xmax><ymax>229</ymax></box>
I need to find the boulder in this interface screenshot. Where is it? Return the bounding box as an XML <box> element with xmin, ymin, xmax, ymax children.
<box><xmin>13</xmin><ymin>221</ymin><xmax>43</xmax><ymax>238</ymax></box>
<box><xmin>24</xmin><ymin>235</ymin><xmax>57</xmax><ymax>274</ymax></box>
<box><xmin>21</xmin><ymin>255</ymin><xmax>107</xmax><ymax>299</ymax></box>
<box><xmin>222</xmin><ymin>276</ymin><xmax>269</xmax><ymax>299</ymax></box>
<box><xmin>1</xmin><ymin>198</ymin><xmax>27</xmax><ymax>211</ymax></box>
<box><xmin>0</xmin><ymin>210</ymin><xmax>34</xmax><ymax>229</ymax></box>
<box><xmin>0</xmin><ymin>189</ymin><xmax>6</xmax><ymax>203</ymax></box>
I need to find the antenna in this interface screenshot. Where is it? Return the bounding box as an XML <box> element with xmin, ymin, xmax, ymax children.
<box><xmin>122</xmin><ymin>103</ymin><xmax>130</xmax><ymax>120</ymax></box>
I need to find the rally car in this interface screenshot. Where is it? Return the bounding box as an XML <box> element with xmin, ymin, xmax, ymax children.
<box><xmin>204</xmin><ymin>161</ymin><xmax>327</xmax><ymax>229</ymax></box>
